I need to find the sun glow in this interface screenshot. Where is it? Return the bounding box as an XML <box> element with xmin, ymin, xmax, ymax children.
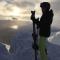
<box><xmin>10</xmin><ymin>25</ymin><xmax>18</xmax><ymax>29</ymax></box>
<box><xmin>9</xmin><ymin>6</ymin><xmax>21</xmax><ymax>17</ymax></box>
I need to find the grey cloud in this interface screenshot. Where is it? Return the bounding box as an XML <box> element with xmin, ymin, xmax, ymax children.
<box><xmin>14</xmin><ymin>1</ymin><xmax>35</xmax><ymax>8</ymax></box>
<box><xmin>0</xmin><ymin>0</ymin><xmax>12</xmax><ymax>3</ymax></box>
<box><xmin>0</xmin><ymin>0</ymin><xmax>35</xmax><ymax>8</ymax></box>
<box><xmin>51</xmin><ymin>0</ymin><xmax>60</xmax><ymax>12</ymax></box>
<box><xmin>0</xmin><ymin>0</ymin><xmax>13</xmax><ymax>5</ymax></box>
<box><xmin>4</xmin><ymin>0</ymin><xmax>12</xmax><ymax>3</ymax></box>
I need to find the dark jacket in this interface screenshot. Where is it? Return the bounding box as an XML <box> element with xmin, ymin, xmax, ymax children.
<box><xmin>38</xmin><ymin>10</ymin><xmax>54</xmax><ymax>37</ymax></box>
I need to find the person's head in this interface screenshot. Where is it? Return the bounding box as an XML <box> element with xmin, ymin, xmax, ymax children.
<box><xmin>40</xmin><ymin>2</ymin><xmax>50</xmax><ymax>13</ymax></box>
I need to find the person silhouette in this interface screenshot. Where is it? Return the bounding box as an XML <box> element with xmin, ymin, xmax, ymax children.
<box><xmin>31</xmin><ymin>2</ymin><xmax>54</xmax><ymax>60</ymax></box>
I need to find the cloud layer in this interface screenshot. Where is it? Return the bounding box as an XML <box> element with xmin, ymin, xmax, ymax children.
<box><xmin>0</xmin><ymin>0</ymin><xmax>60</xmax><ymax>23</ymax></box>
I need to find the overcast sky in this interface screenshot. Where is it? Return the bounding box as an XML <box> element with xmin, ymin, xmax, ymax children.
<box><xmin>0</xmin><ymin>0</ymin><xmax>60</xmax><ymax>27</ymax></box>
<box><xmin>0</xmin><ymin>0</ymin><xmax>60</xmax><ymax>13</ymax></box>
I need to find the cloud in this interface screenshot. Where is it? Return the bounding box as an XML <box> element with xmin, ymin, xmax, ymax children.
<box><xmin>0</xmin><ymin>0</ymin><xmax>7</xmax><ymax>5</ymax></box>
<box><xmin>0</xmin><ymin>0</ymin><xmax>37</xmax><ymax>9</ymax></box>
<box><xmin>9</xmin><ymin>0</ymin><xmax>35</xmax><ymax>9</ymax></box>
<box><xmin>0</xmin><ymin>1</ymin><xmax>20</xmax><ymax>17</ymax></box>
<box><xmin>0</xmin><ymin>0</ymin><xmax>12</xmax><ymax>3</ymax></box>
<box><xmin>51</xmin><ymin>0</ymin><xmax>60</xmax><ymax>12</ymax></box>
<box><xmin>16</xmin><ymin>1</ymin><xmax>35</xmax><ymax>8</ymax></box>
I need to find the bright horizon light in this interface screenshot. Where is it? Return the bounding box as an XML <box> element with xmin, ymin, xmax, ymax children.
<box><xmin>10</xmin><ymin>25</ymin><xmax>18</xmax><ymax>29</ymax></box>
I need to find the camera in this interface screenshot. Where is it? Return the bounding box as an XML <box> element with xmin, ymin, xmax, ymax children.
<box><xmin>31</xmin><ymin>11</ymin><xmax>35</xmax><ymax>15</ymax></box>
<box><xmin>31</xmin><ymin>11</ymin><xmax>35</xmax><ymax>20</ymax></box>
<box><xmin>31</xmin><ymin>11</ymin><xmax>39</xmax><ymax>22</ymax></box>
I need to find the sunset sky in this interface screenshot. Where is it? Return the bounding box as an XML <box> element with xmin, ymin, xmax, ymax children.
<box><xmin>0</xmin><ymin>0</ymin><xmax>60</xmax><ymax>27</ymax></box>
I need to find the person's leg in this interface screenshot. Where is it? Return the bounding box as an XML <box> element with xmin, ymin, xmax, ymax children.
<box><xmin>38</xmin><ymin>36</ymin><xmax>48</xmax><ymax>60</ymax></box>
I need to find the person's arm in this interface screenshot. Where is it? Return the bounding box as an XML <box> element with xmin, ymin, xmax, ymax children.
<box><xmin>41</xmin><ymin>9</ymin><xmax>54</xmax><ymax>25</ymax></box>
<box><xmin>48</xmin><ymin>9</ymin><xmax>54</xmax><ymax>25</ymax></box>
<box><xmin>35</xmin><ymin>18</ymin><xmax>40</xmax><ymax>29</ymax></box>
<box><xmin>45</xmin><ymin>9</ymin><xmax>54</xmax><ymax>25</ymax></box>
